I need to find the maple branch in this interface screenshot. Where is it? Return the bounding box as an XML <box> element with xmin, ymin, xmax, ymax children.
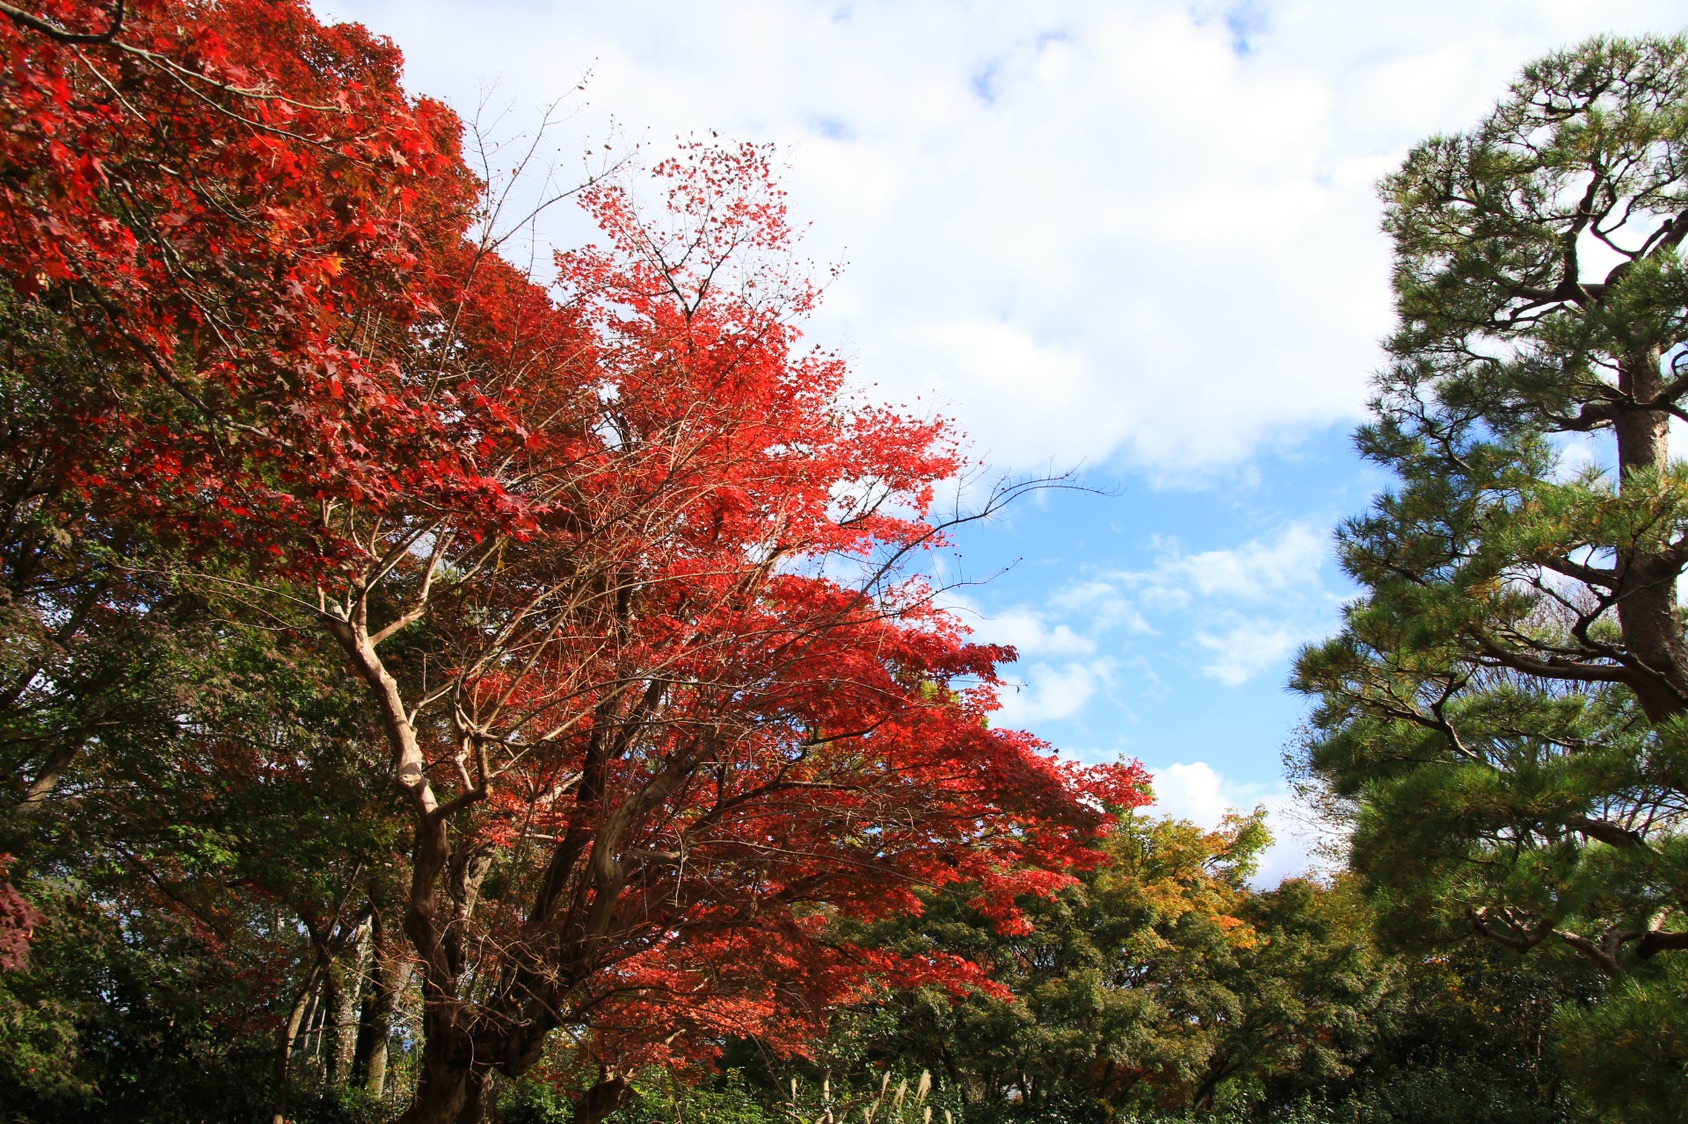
<box><xmin>368</xmin><ymin>527</ymin><xmax>453</xmax><ymax>646</ymax></box>
<box><xmin>0</xmin><ymin>577</ymin><xmax>110</xmax><ymax>713</ymax></box>
<box><xmin>0</xmin><ymin>0</ymin><xmax>123</xmax><ymax>43</ymax></box>
<box><xmin>68</xmin><ymin>31</ymin><xmax>351</xmax><ymax>146</ymax></box>
<box><xmin>12</xmin><ymin>732</ymin><xmax>89</xmax><ymax>814</ymax></box>
<box><xmin>434</xmin><ymin>736</ymin><xmax>490</xmax><ymax>821</ymax></box>
<box><xmin>847</xmin><ymin>470</ymin><xmax>1092</xmax><ymax>610</ymax></box>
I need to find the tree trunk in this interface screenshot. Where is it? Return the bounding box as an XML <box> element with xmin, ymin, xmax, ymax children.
<box><xmin>13</xmin><ymin>736</ymin><xmax>81</xmax><ymax>814</ymax></box>
<box><xmin>1614</xmin><ymin>346</ymin><xmax>1688</xmax><ymax>721</ymax></box>
<box><xmin>400</xmin><ymin>1067</ymin><xmax>473</xmax><ymax>1124</ymax></box>
<box><xmin>271</xmin><ymin>964</ymin><xmax>322</xmax><ymax>1124</ymax></box>
<box><xmin>575</xmin><ymin>1073</ymin><xmax>633</xmax><ymax>1124</ymax></box>
<box><xmin>398</xmin><ymin>986</ymin><xmax>561</xmax><ymax>1123</ymax></box>
<box><xmin>329</xmin><ymin>595</ymin><xmax>545</xmax><ymax>1123</ymax></box>
<box><xmin>397</xmin><ymin>1011</ymin><xmax>475</xmax><ymax>1124</ymax></box>
<box><xmin>331</xmin><ymin>924</ymin><xmax>371</xmax><ymax>1086</ymax></box>
<box><xmin>456</xmin><ymin>1068</ymin><xmax>501</xmax><ymax>1124</ymax></box>
<box><xmin>303</xmin><ymin>976</ymin><xmax>326</xmax><ymax>1072</ymax></box>
<box><xmin>357</xmin><ymin>933</ymin><xmax>414</xmax><ymax>1098</ymax></box>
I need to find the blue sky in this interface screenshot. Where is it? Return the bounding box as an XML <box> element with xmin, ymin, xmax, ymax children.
<box><xmin>316</xmin><ymin>0</ymin><xmax>1686</xmax><ymax>879</ymax></box>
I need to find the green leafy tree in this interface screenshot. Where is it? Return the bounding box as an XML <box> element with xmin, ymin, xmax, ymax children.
<box><xmin>0</xmin><ymin>591</ymin><xmax>409</xmax><ymax>1123</ymax></box>
<box><xmin>1282</xmin><ymin>946</ymin><xmax>1585</xmax><ymax>1124</ymax></box>
<box><xmin>1293</xmin><ymin>34</ymin><xmax>1688</xmax><ymax>979</ymax></box>
<box><xmin>1290</xmin><ymin>33</ymin><xmax>1688</xmax><ymax>1124</ymax></box>
<box><xmin>855</xmin><ymin>813</ymin><xmax>1393</xmax><ymax>1121</ymax></box>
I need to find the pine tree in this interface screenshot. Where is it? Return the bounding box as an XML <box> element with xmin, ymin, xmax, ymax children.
<box><xmin>1293</xmin><ymin>35</ymin><xmax>1688</xmax><ymax>979</ymax></box>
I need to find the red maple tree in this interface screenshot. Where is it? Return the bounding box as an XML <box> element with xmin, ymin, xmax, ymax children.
<box><xmin>0</xmin><ymin>7</ymin><xmax>1150</xmax><ymax>1123</ymax></box>
<box><xmin>312</xmin><ymin>140</ymin><xmax>1148</xmax><ymax>1123</ymax></box>
<box><xmin>0</xmin><ymin>0</ymin><xmax>525</xmax><ymax>831</ymax></box>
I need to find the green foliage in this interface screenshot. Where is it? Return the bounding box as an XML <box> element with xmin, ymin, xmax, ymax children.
<box><xmin>493</xmin><ymin>942</ymin><xmax>1588</xmax><ymax>1124</ymax></box>
<box><xmin>0</xmin><ymin>878</ymin><xmax>277</xmax><ymax>1123</ymax></box>
<box><xmin>1554</xmin><ymin>957</ymin><xmax>1688</xmax><ymax>1124</ymax></box>
<box><xmin>1294</xmin><ymin>947</ymin><xmax>1582</xmax><ymax>1124</ymax></box>
<box><xmin>501</xmin><ymin>1078</ymin><xmax>580</xmax><ymax>1124</ymax></box>
<box><xmin>848</xmin><ymin>814</ymin><xmax>1395</xmax><ymax>1120</ymax></box>
<box><xmin>1294</xmin><ymin>29</ymin><xmax>1688</xmax><ymax>963</ymax></box>
<box><xmin>462</xmin><ymin>825</ymin><xmax>1598</xmax><ymax>1124</ymax></box>
<box><xmin>0</xmin><ymin>601</ymin><xmax>406</xmax><ymax>1121</ymax></box>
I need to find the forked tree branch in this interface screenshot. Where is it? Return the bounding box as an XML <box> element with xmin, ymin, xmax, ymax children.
<box><xmin>0</xmin><ymin>0</ymin><xmax>123</xmax><ymax>44</ymax></box>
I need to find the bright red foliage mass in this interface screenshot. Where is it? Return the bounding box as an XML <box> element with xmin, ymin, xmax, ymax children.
<box><xmin>0</xmin><ymin>0</ymin><xmax>503</xmax><ymax>572</ymax></box>
<box><xmin>0</xmin><ymin>5</ymin><xmax>1150</xmax><ymax>1123</ymax></box>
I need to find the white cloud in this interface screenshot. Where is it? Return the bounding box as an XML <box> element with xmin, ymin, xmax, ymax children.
<box><xmin>1048</xmin><ymin>580</ymin><xmax>1155</xmax><ymax>634</ymax></box>
<box><xmin>994</xmin><ymin>659</ymin><xmax>1111</xmax><ymax>725</ymax></box>
<box><xmin>1120</xmin><ymin>524</ymin><xmax>1330</xmax><ymax>605</ymax></box>
<box><xmin>1032</xmin><ymin>523</ymin><xmax>1340</xmax><ymax>688</ymax></box>
<box><xmin>966</xmin><ymin>521</ymin><xmax>1338</xmax><ymax>729</ymax></box>
<box><xmin>982</xmin><ymin>606</ymin><xmax>1098</xmax><ymax>658</ymax></box>
<box><xmin>1195</xmin><ymin>620</ymin><xmax>1304</xmax><ymax>686</ymax></box>
<box><xmin>1146</xmin><ymin>760</ymin><xmax>1337</xmax><ymax>886</ymax></box>
<box><xmin>1149</xmin><ymin>761</ymin><xmax>1238</xmax><ymax>826</ymax></box>
<box><xmin>313</xmin><ymin>0</ymin><xmax>1687</xmax><ymax>480</ymax></box>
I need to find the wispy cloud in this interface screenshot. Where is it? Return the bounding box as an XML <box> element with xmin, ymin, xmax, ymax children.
<box><xmin>1114</xmin><ymin>525</ymin><xmax>1339</xmax><ymax>683</ymax></box>
<box><xmin>951</xmin><ymin>521</ymin><xmax>1341</xmax><ymax>743</ymax></box>
<box><xmin>1031</xmin><ymin>523</ymin><xmax>1339</xmax><ymax>689</ymax></box>
<box><xmin>1133</xmin><ymin>524</ymin><xmax>1330</xmax><ymax>604</ymax></box>
<box><xmin>980</xmin><ymin>605</ymin><xmax>1098</xmax><ymax>658</ymax></box>
<box><xmin>1194</xmin><ymin>621</ymin><xmax>1304</xmax><ymax>687</ymax></box>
